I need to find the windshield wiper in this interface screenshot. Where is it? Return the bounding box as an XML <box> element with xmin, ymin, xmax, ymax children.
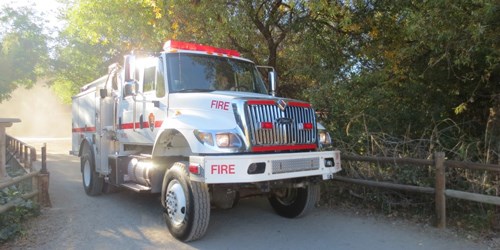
<box><xmin>175</xmin><ymin>89</ymin><xmax>214</xmax><ymax>93</ymax></box>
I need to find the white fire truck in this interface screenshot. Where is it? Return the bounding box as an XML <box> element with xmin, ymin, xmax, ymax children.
<box><xmin>71</xmin><ymin>40</ymin><xmax>341</xmax><ymax>242</ymax></box>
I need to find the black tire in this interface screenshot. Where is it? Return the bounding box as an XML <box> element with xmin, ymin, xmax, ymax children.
<box><xmin>268</xmin><ymin>183</ymin><xmax>320</xmax><ymax>218</ymax></box>
<box><xmin>161</xmin><ymin>162</ymin><xmax>210</xmax><ymax>242</ymax></box>
<box><xmin>81</xmin><ymin>142</ymin><xmax>103</xmax><ymax>196</ymax></box>
<box><xmin>102</xmin><ymin>181</ymin><xmax>121</xmax><ymax>194</ymax></box>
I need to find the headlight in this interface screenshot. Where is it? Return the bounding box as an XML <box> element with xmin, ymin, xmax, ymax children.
<box><xmin>319</xmin><ymin>130</ymin><xmax>332</xmax><ymax>146</ymax></box>
<box><xmin>194</xmin><ymin>130</ymin><xmax>243</xmax><ymax>149</ymax></box>
<box><xmin>216</xmin><ymin>133</ymin><xmax>242</xmax><ymax>148</ymax></box>
<box><xmin>194</xmin><ymin>130</ymin><xmax>214</xmax><ymax>146</ymax></box>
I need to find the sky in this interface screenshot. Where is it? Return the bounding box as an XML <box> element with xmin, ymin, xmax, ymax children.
<box><xmin>0</xmin><ymin>0</ymin><xmax>65</xmax><ymax>33</ymax></box>
<box><xmin>0</xmin><ymin>0</ymin><xmax>62</xmax><ymax>16</ymax></box>
<box><xmin>1</xmin><ymin>0</ymin><xmax>67</xmax><ymax>58</ymax></box>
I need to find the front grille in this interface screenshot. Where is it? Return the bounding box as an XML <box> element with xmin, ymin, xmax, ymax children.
<box><xmin>246</xmin><ymin>101</ymin><xmax>317</xmax><ymax>148</ymax></box>
<box><xmin>272</xmin><ymin>157</ymin><xmax>320</xmax><ymax>174</ymax></box>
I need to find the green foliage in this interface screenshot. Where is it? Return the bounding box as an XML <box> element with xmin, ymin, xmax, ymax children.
<box><xmin>305</xmin><ymin>0</ymin><xmax>499</xmax><ymax>163</ymax></box>
<box><xmin>0</xmin><ymin>165</ymin><xmax>40</xmax><ymax>242</ymax></box>
<box><xmin>51</xmin><ymin>0</ymin><xmax>165</xmax><ymax>102</ymax></box>
<box><xmin>52</xmin><ymin>37</ymin><xmax>111</xmax><ymax>103</ymax></box>
<box><xmin>53</xmin><ymin>0</ymin><xmax>317</xmax><ymax>100</ymax></box>
<box><xmin>0</xmin><ymin>196</ymin><xmax>39</xmax><ymax>242</ymax></box>
<box><xmin>0</xmin><ymin>6</ymin><xmax>48</xmax><ymax>102</ymax></box>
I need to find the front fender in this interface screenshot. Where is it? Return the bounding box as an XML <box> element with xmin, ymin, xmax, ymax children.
<box><xmin>152</xmin><ymin>108</ymin><xmax>239</xmax><ymax>156</ymax></box>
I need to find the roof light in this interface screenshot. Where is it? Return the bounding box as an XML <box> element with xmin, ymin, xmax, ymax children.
<box><xmin>163</xmin><ymin>40</ymin><xmax>241</xmax><ymax>57</ymax></box>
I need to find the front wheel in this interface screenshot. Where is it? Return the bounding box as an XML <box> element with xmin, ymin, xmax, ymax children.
<box><xmin>268</xmin><ymin>183</ymin><xmax>320</xmax><ymax>218</ymax></box>
<box><xmin>161</xmin><ymin>162</ymin><xmax>210</xmax><ymax>242</ymax></box>
<box><xmin>81</xmin><ymin>143</ymin><xmax>103</xmax><ymax>196</ymax></box>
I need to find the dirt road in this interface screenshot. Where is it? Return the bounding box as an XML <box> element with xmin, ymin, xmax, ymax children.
<box><xmin>3</xmin><ymin>139</ymin><xmax>495</xmax><ymax>250</ymax></box>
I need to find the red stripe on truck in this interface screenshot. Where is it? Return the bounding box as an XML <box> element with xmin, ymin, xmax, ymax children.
<box><xmin>72</xmin><ymin>127</ymin><xmax>96</xmax><ymax>133</ymax></box>
<box><xmin>288</xmin><ymin>101</ymin><xmax>311</xmax><ymax>108</ymax></box>
<box><xmin>72</xmin><ymin>121</ymin><xmax>163</xmax><ymax>132</ymax></box>
<box><xmin>120</xmin><ymin>121</ymin><xmax>163</xmax><ymax>129</ymax></box>
<box><xmin>252</xmin><ymin>144</ymin><xmax>317</xmax><ymax>152</ymax></box>
<box><xmin>247</xmin><ymin>100</ymin><xmax>276</xmax><ymax>105</ymax></box>
<box><xmin>247</xmin><ymin>100</ymin><xmax>311</xmax><ymax>108</ymax></box>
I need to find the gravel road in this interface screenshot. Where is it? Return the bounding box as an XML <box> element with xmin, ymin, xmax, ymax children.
<box><xmin>2</xmin><ymin>139</ymin><xmax>496</xmax><ymax>250</ymax></box>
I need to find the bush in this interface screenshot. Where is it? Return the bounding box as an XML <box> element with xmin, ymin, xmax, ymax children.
<box><xmin>323</xmin><ymin>117</ymin><xmax>499</xmax><ymax>231</ymax></box>
<box><xmin>0</xmin><ymin>198</ymin><xmax>39</xmax><ymax>242</ymax></box>
<box><xmin>0</xmin><ymin>163</ymin><xmax>40</xmax><ymax>242</ymax></box>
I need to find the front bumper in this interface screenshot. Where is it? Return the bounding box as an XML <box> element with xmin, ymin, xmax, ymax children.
<box><xmin>189</xmin><ymin>150</ymin><xmax>341</xmax><ymax>184</ymax></box>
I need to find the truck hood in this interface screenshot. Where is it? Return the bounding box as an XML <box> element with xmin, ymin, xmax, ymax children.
<box><xmin>168</xmin><ymin>91</ymin><xmax>308</xmax><ymax>112</ymax></box>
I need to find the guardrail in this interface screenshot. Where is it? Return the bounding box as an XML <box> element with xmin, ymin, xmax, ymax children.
<box><xmin>0</xmin><ymin>171</ymin><xmax>40</xmax><ymax>213</ymax></box>
<box><xmin>1</xmin><ymin>136</ymin><xmax>51</xmax><ymax>215</ymax></box>
<box><xmin>335</xmin><ymin>153</ymin><xmax>500</xmax><ymax>229</ymax></box>
<box><xmin>6</xmin><ymin>135</ymin><xmax>38</xmax><ymax>172</ymax></box>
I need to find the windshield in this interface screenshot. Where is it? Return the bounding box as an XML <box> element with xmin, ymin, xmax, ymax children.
<box><xmin>166</xmin><ymin>53</ymin><xmax>268</xmax><ymax>94</ymax></box>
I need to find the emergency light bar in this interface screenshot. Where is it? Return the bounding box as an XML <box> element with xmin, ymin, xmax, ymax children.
<box><xmin>163</xmin><ymin>40</ymin><xmax>241</xmax><ymax>57</ymax></box>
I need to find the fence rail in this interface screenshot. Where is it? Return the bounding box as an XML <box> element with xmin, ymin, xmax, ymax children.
<box><xmin>1</xmin><ymin>136</ymin><xmax>50</xmax><ymax>215</ymax></box>
<box><xmin>337</xmin><ymin>152</ymin><xmax>500</xmax><ymax>229</ymax></box>
<box><xmin>6</xmin><ymin>135</ymin><xmax>37</xmax><ymax>172</ymax></box>
<box><xmin>0</xmin><ymin>171</ymin><xmax>40</xmax><ymax>214</ymax></box>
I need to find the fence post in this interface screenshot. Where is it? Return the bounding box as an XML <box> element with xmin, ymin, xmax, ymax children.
<box><xmin>29</xmin><ymin>147</ymin><xmax>36</xmax><ymax>171</ymax></box>
<box><xmin>30</xmin><ymin>147</ymin><xmax>36</xmax><ymax>162</ymax></box>
<box><xmin>19</xmin><ymin>143</ymin><xmax>24</xmax><ymax>163</ymax></box>
<box><xmin>38</xmin><ymin>143</ymin><xmax>51</xmax><ymax>207</ymax></box>
<box><xmin>23</xmin><ymin>145</ymin><xmax>28</xmax><ymax>170</ymax></box>
<box><xmin>435</xmin><ymin>152</ymin><xmax>446</xmax><ymax>229</ymax></box>
<box><xmin>41</xmin><ymin>143</ymin><xmax>47</xmax><ymax>174</ymax></box>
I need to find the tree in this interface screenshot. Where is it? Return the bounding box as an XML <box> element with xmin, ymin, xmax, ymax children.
<box><xmin>306</xmin><ymin>0</ymin><xmax>499</xmax><ymax>161</ymax></box>
<box><xmin>54</xmin><ymin>0</ymin><xmax>315</xmax><ymax>99</ymax></box>
<box><xmin>52</xmin><ymin>0</ymin><xmax>164</xmax><ymax>103</ymax></box>
<box><xmin>54</xmin><ymin>0</ymin><xmax>499</xmax><ymax>163</ymax></box>
<box><xmin>0</xmin><ymin>6</ymin><xmax>48</xmax><ymax>102</ymax></box>
<box><xmin>161</xmin><ymin>0</ymin><xmax>311</xmax><ymax>97</ymax></box>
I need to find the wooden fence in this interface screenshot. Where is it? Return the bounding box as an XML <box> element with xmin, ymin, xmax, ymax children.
<box><xmin>0</xmin><ymin>171</ymin><xmax>40</xmax><ymax>213</ymax></box>
<box><xmin>6</xmin><ymin>135</ymin><xmax>37</xmax><ymax>172</ymax></box>
<box><xmin>0</xmin><ymin>136</ymin><xmax>50</xmax><ymax>215</ymax></box>
<box><xmin>335</xmin><ymin>153</ymin><xmax>500</xmax><ymax>229</ymax></box>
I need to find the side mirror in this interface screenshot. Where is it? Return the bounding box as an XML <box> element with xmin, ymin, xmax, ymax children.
<box><xmin>269</xmin><ymin>71</ymin><xmax>277</xmax><ymax>97</ymax></box>
<box><xmin>99</xmin><ymin>89</ymin><xmax>107</xmax><ymax>99</ymax></box>
<box><xmin>124</xmin><ymin>81</ymin><xmax>138</xmax><ymax>97</ymax></box>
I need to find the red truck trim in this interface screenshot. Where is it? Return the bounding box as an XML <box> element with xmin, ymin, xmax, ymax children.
<box><xmin>120</xmin><ymin>121</ymin><xmax>163</xmax><ymax>129</ymax></box>
<box><xmin>247</xmin><ymin>100</ymin><xmax>276</xmax><ymax>105</ymax></box>
<box><xmin>288</xmin><ymin>101</ymin><xmax>311</xmax><ymax>108</ymax></box>
<box><xmin>72</xmin><ymin>121</ymin><xmax>163</xmax><ymax>132</ymax></box>
<box><xmin>72</xmin><ymin>127</ymin><xmax>96</xmax><ymax>133</ymax></box>
<box><xmin>247</xmin><ymin>100</ymin><xmax>311</xmax><ymax>108</ymax></box>
<box><xmin>252</xmin><ymin>144</ymin><xmax>317</xmax><ymax>152</ymax></box>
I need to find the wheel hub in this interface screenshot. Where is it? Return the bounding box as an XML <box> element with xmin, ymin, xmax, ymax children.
<box><xmin>83</xmin><ymin>160</ymin><xmax>91</xmax><ymax>187</ymax></box>
<box><xmin>165</xmin><ymin>180</ymin><xmax>187</xmax><ymax>226</ymax></box>
<box><xmin>275</xmin><ymin>188</ymin><xmax>298</xmax><ymax>206</ymax></box>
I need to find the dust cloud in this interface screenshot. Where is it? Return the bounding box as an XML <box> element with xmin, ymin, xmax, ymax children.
<box><xmin>0</xmin><ymin>80</ymin><xmax>71</xmax><ymax>139</ymax></box>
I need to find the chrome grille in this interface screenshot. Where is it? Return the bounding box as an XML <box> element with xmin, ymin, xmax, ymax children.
<box><xmin>246</xmin><ymin>101</ymin><xmax>317</xmax><ymax>147</ymax></box>
<box><xmin>272</xmin><ymin>157</ymin><xmax>320</xmax><ymax>174</ymax></box>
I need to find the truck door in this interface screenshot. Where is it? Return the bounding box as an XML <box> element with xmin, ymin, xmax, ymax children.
<box><xmin>119</xmin><ymin>57</ymin><xmax>167</xmax><ymax>144</ymax></box>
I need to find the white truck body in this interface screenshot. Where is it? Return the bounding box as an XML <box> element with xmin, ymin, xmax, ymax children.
<box><xmin>71</xmin><ymin>40</ymin><xmax>341</xmax><ymax>242</ymax></box>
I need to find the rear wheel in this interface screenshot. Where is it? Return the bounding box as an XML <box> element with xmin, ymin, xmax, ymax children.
<box><xmin>161</xmin><ymin>162</ymin><xmax>210</xmax><ymax>242</ymax></box>
<box><xmin>81</xmin><ymin>143</ymin><xmax>103</xmax><ymax>196</ymax></box>
<box><xmin>268</xmin><ymin>183</ymin><xmax>320</xmax><ymax>218</ymax></box>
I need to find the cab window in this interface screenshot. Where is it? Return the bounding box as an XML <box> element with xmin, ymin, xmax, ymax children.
<box><xmin>143</xmin><ymin>66</ymin><xmax>156</xmax><ymax>92</ymax></box>
<box><xmin>156</xmin><ymin>59</ymin><xmax>166</xmax><ymax>97</ymax></box>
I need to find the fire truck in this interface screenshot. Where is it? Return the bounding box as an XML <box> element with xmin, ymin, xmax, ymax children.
<box><xmin>71</xmin><ymin>40</ymin><xmax>341</xmax><ymax>242</ymax></box>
